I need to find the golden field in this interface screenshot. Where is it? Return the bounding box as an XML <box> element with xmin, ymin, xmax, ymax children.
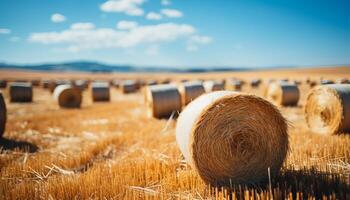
<box><xmin>0</xmin><ymin>66</ymin><xmax>349</xmax><ymax>199</ymax></box>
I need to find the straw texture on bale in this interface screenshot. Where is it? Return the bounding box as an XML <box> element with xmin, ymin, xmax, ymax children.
<box><xmin>176</xmin><ymin>91</ymin><xmax>289</xmax><ymax>186</ymax></box>
<box><xmin>91</xmin><ymin>82</ymin><xmax>110</xmax><ymax>102</ymax></box>
<box><xmin>266</xmin><ymin>82</ymin><xmax>300</xmax><ymax>106</ymax></box>
<box><xmin>203</xmin><ymin>81</ymin><xmax>225</xmax><ymax>92</ymax></box>
<box><xmin>53</xmin><ymin>85</ymin><xmax>82</xmax><ymax>108</ymax></box>
<box><xmin>145</xmin><ymin>84</ymin><xmax>182</xmax><ymax>119</ymax></box>
<box><xmin>0</xmin><ymin>92</ymin><xmax>6</xmax><ymax>137</ymax></box>
<box><xmin>305</xmin><ymin>84</ymin><xmax>350</xmax><ymax>135</ymax></box>
<box><xmin>9</xmin><ymin>82</ymin><xmax>33</xmax><ymax>102</ymax></box>
<box><xmin>121</xmin><ymin>80</ymin><xmax>138</xmax><ymax>94</ymax></box>
<box><xmin>179</xmin><ymin>81</ymin><xmax>205</xmax><ymax>105</ymax></box>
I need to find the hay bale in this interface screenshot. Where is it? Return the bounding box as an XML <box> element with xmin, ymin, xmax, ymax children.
<box><xmin>147</xmin><ymin>80</ymin><xmax>158</xmax><ymax>86</ymax></box>
<box><xmin>179</xmin><ymin>81</ymin><xmax>205</xmax><ymax>105</ymax></box>
<box><xmin>305</xmin><ymin>84</ymin><xmax>350</xmax><ymax>135</ymax></box>
<box><xmin>266</xmin><ymin>82</ymin><xmax>299</xmax><ymax>106</ymax></box>
<box><xmin>112</xmin><ymin>79</ymin><xmax>120</xmax><ymax>88</ymax></box>
<box><xmin>176</xmin><ymin>91</ymin><xmax>288</xmax><ymax>186</ymax></box>
<box><xmin>145</xmin><ymin>84</ymin><xmax>182</xmax><ymax>118</ymax></box>
<box><xmin>9</xmin><ymin>82</ymin><xmax>33</xmax><ymax>102</ymax></box>
<box><xmin>226</xmin><ymin>79</ymin><xmax>242</xmax><ymax>91</ymax></box>
<box><xmin>74</xmin><ymin>80</ymin><xmax>88</xmax><ymax>91</ymax></box>
<box><xmin>336</xmin><ymin>78</ymin><xmax>349</xmax><ymax>84</ymax></box>
<box><xmin>250</xmin><ymin>79</ymin><xmax>261</xmax><ymax>88</ymax></box>
<box><xmin>0</xmin><ymin>80</ymin><xmax>7</xmax><ymax>88</ymax></box>
<box><xmin>31</xmin><ymin>79</ymin><xmax>41</xmax><ymax>86</ymax></box>
<box><xmin>321</xmin><ymin>79</ymin><xmax>334</xmax><ymax>85</ymax></box>
<box><xmin>121</xmin><ymin>80</ymin><xmax>138</xmax><ymax>94</ymax></box>
<box><xmin>91</xmin><ymin>82</ymin><xmax>110</xmax><ymax>102</ymax></box>
<box><xmin>203</xmin><ymin>80</ymin><xmax>225</xmax><ymax>92</ymax></box>
<box><xmin>53</xmin><ymin>85</ymin><xmax>82</xmax><ymax>108</ymax></box>
<box><xmin>0</xmin><ymin>92</ymin><xmax>6</xmax><ymax>137</ymax></box>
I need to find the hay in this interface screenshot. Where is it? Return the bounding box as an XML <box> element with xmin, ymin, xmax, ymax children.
<box><xmin>53</xmin><ymin>85</ymin><xmax>82</xmax><ymax>108</ymax></box>
<box><xmin>74</xmin><ymin>80</ymin><xmax>88</xmax><ymax>91</ymax></box>
<box><xmin>0</xmin><ymin>92</ymin><xmax>6</xmax><ymax>137</ymax></box>
<box><xmin>31</xmin><ymin>79</ymin><xmax>41</xmax><ymax>86</ymax></box>
<box><xmin>226</xmin><ymin>79</ymin><xmax>242</xmax><ymax>91</ymax></box>
<box><xmin>175</xmin><ymin>91</ymin><xmax>288</xmax><ymax>186</ymax></box>
<box><xmin>147</xmin><ymin>80</ymin><xmax>158</xmax><ymax>86</ymax></box>
<box><xmin>145</xmin><ymin>84</ymin><xmax>182</xmax><ymax>118</ymax></box>
<box><xmin>266</xmin><ymin>82</ymin><xmax>300</xmax><ymax>106</ymax></box>
<box><xmin>179</xmin><ymin>81</ymin><xmax>205</xmax><ymax>105</ymax></box>
<box><xmin>321</xmin><ymin>79</ymin><xmax>334</xmax><ymax>85</ymax></box>
<box><xmin>91</xmin><ymin>82</ymin><xmax>110</xmax><ymax>102</ymax></box>
<box><xmin>121</xmin><ymin>80</ymin><xmax>138</xmax><ymax>94</ymax></box>
<box><xmin>250</xmin><ymin>79</ymin><xmax>261</xmax><ymax>88</ymax></box>
<box><xmin>203</xmin><ymin>81</ymin><xmax>225</xmax><ymax>92</ymax></box>
<box><xmin>305</xmin><ymin>84</ymin><xmax>350</xmax><ymax>135</ymax></box>
<box><xmin>9</xmin><ymin>82</ymin><xmax>33</xmax><ymax>102</ymax></box>
<box><xmin>336</xmin><ymin>78</ymin><xmax>349</xmax><ymax>84</ymax></box>
<box><xmin>0</xmin><ymin>80</ymin><xmax>7</xmax><ymax>88</ymax></box>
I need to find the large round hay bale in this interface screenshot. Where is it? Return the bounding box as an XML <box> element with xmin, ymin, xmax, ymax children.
<box><xmin>305</xmin><ymin>84</ymin><xmax>350</xmax><ymax>135</ymax></box>
<box><xmin>226</xmin><ymin>79</ymin><xmax>242</xmax><ymax>91</ymax></box>
<box><xmin>121</xmin><ymin>80</ymin><xmax>138</xmax><ymax>94</ymax></box>
<box><xmin>9</xmin><ymin>82</ymin><xmax>33</xmax><ymax>102</ymax></box>
<box><xmin>203</xmin><ymin>80</ymin><xmax>225</xmax><ymax>92</ymax></box>
<box><xmin>0</xmin><ymin>92</ymin><xmax>6</xmax><ymax>137</ymax></box>
<box><xmin>145</xmin><ymin>84</ymin><xmax>182</xmax><ymax>118</ymax></box>
<box><xmin>176</xmin><ymin>91</ymin><xmax>288</xmax><ymax>186</ymax></box>
<box><xmin>53</xmin><ymin>85</ymin><xmax>82</xmax><ymax>108</ymax></box>
<box><xmin>266</xmin><ymin>82</ymin><xmax>299</xmax><ymax>106</ymax></box>
<box><xmin>0</xmin><ymin>80</ymin><xmax>8</xmax><ymax>88</ymax></box>
<box><xmin>179</xmin><ymin>81</ymin><xmax>205</xmax><ymax>105</ymax></box>
<box><xmin>91</xmin><ymin>82</ymin><xmax>110</xmax><ymax>102</ymax></box>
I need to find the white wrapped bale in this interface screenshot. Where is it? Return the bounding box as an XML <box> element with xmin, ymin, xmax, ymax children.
<box><xmin>266</xmin><ymin>82</ymin><xmax>299</xmax><ymax>106</ymax></box>
<box><xmin>91</xmin><ymin>82</ymin><xmax>110</xmax><ymax>102</ymax></box>
<box><xmin>53</xmin><ymin>85</ymin><xmax>82</xmax><ymax>108</ymax></box>
<box><xmin>145</xmin><ymin>84</ymin><xmax>182</xmax><ymax>119</ymax></box>
<box><xmin>9</xmin><ymin>82</ymin><xmax>33</xmax><ymax>102</ymax></box>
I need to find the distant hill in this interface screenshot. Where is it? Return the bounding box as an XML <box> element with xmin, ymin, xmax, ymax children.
<box><xmin>0</xmin><ymin>61</ymin><xmax>251</xmax><ymax>73</ymax></box>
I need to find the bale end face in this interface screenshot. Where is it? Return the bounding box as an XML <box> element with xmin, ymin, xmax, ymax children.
<box><xmin>176</xmin><ymin>91</ymin><xmax>289</xmax><ymax>186</ymax></box>
<box><xmin>53</xmin><ymin>85</ymin><xmax>82</xmax><ymax>109</ymax></box>
<box><xmin>266</xmin><ymin>82</ymin><xmax>299</xmax><ymax>106</ymax></box>
<box><xmin>91</xmin><ymin>82</ymin><xmax>110</xmax><ymax>102</ymax></box>
<box><xmin>9</xmin><ymin>82</ymin><xmax>33</xmax><ymax>103</ymax></box>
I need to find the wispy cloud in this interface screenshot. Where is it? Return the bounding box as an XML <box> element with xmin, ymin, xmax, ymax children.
<box><xmin>187</xmin><ymin>35</ymin><xmax>212</xmax><ymax>51</ymax></box>
<box><xmin>161</xmin><ymin>9</ymin><xmax>183</xmax><ymax>18</ymax></box>
<box><xmin>0</xmin><ymin>28</ymin><xmax>11</xmax><ymax>34</ymax></box>
<box><xmin>70</xmin><ymin>22</ymin><xmax>96</xmax><ymax>30</ymax></box>
<box><xmin>100</xmin><ymin>0</ymin><xmax>145</xmax><ymax>16</ymax></box>
<box><xmin>29</xmin><ymin>22</ymin><xmax>196</xmax><ymax>52</ymax></box>
<box><xmin>161</xmin><ymin>0</ymin><xmax>171</xmax><ymax>6</ymax></box>
<box><xmin>51</xmin><ymin>13</ymin><xmax>66</xmax><ymax>23</ymax></box>
<box><xmin>116</xmin><ymin>21</ymin><xmax>138</xmax><ymax>30</ymax></box>
<box><xmin>146</xmin><ymin>12</ymin><xmax>162</xmax><ymax>20</ymax></box>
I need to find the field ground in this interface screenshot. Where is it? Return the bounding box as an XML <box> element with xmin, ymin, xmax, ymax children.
<box><xmin>0</xmin><ymin>66</ymin><xmax>349</xmax><ymax>199</ymax></box>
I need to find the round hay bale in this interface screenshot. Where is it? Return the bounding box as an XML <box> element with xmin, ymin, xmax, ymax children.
<box><xmin>121</xmin><ymin>80</ymin><xmax>138</xmax><ymax>94</ymax></box>
<box><xmin>147</xmin><ymin>80</ymin><xmax>158</xmax><ymax>86</ymax></box>
<box><xmin>266</xmin><ymin>82</ymin><xmax>299</xmax><ymax>106</ymax></box>
<box><xmin>112</xmin><ymin>79</ymin><xmax>120</xmax><ymax>88</ymax></box>
<box><xmin>179</xmin><ymin>81</ymin><xmax>205</xmax><ymax>105</ymax></box>
<box><xmin>336</xmin><ymin>78</ymin><xmax>349</xmax><ymax>84</ymax></box>
<box><xmin>226</xmin><ymin>79</ymin><xmax>242</xmax><ymax>91</ymax></box>
<box><xmin>74</xmin><ymin>80</ymin><xmax>88</xmax><ymax>91</ymax></box>
<box><xmin>0</xmin><ymin>92</ymin><xmax>6</xmax><ymax>137</ymax></box>
<box><xmin>91</xmin><ymin>82</ymin><xmax>110</xmax><ymax>102</ymax></box>
<box><xmin>203</xmin><ymin>80</ymin><xmax>225</xmax><ymax>92</ymax></box>
<box><xmin>31</xmin><ymin>79</ymin><xmax>41</xmax><ymax>86</ymax></box>
<box><xmin>250</xmin><ymin>79</ymin><xmax>261</xmax><ymax>88</ymax></box>
<box><xmin>305</xmin><ymin>84</ymin><xmax>350</xmax><ymax>135</ymax></box>
<box><xmin>321</xmin><ymin>79</ymin><xmax>334</xmax><ymax>85</ymax></box>
<box><xmin>176</xmin><ymin>91</ymin><xmax>288</xmax><ymax>186</ymax></box>
<box><xmin>0</xmin><ymin>80</ymin><xmax>8</xmax><ymax>88</ymax></box>
<box><xmin>53</xmin><ymin>85</ymin><xmax>82</xmax><ymax>108</ymax></box>
<box><xmin>145</xmin><ymin>84</ymin><xmax>182</xmax><ymax>118</ymax></box>
<box><xmin>9</xmin><ymin>82</ymin><xmax>33</xmax><ymax>102</ymax></box>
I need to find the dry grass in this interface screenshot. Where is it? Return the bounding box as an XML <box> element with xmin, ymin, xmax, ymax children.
<box><xmin>0</xmin><ymin>67</ymin><xmax>350</xmax><ymax>199</ymax></box>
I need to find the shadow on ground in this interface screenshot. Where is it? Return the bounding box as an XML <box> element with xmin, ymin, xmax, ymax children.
<box><xmin>0</xmin><ymin>137</ymin><xmax>39</xmax><ymax>153</ymax></box>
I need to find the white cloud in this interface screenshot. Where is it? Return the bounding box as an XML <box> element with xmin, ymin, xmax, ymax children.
<box><xmin>146</xmin><ymin>12</ymin><xmax>162</xmax><ymax>20</ymax></box>
<box><xmin>70</xmin><ymin>22</ymin><xmax>95</xmax><ymax>30</ymax></box>
<box><xmin>9</xmin><ymin>36</ymin><xmax>20</xmax><ymax>42</ymax></box>
<box><xmin>100</xmin><ymin>0</ymin><xmax>145</xmax><ymax>16</ymax></box>
<box><xmin>161</xmin><ymin>0</ymin><xmax>171</xmax><ymax>6</ymax></box>
<box><xmin>145</xmin><ymin>45</ymin><xmax>159</xmax><ymax>55</ymax></box>
<box><xmin>0</xmin><ymin>28</ymin><xmax>11</xmax><ymax>34</ymax></box>
<box><xmin>187</xmin><ymin>35</ymin><xmax>212</xmax><ymax>52</ymax></box>
<box><xmin>117</xmin><ymin>21</ymin><xmax>138</xmax><ymax>30</ymax></box>
<box><xmin>29</xmin><ymin>22</ymin><xmax>196</xmax><ymax>52</ymax></box>
<box><xmin>161</xmin><ymin>9</ymin><xmax>183</xmax><ymax>18</ymax></box>
<box><xmin>51</xmin><ymin>13</ymin><xmax>66</xmax><ymax>23</ymax></box>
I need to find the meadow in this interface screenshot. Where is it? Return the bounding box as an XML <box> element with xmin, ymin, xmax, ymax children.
<box><xmin>0</xmin><ymin>66</ymin><xmax>349</xmax><ymax>199</ymax></box>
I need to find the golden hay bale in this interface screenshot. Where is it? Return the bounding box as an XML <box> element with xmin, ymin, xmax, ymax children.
<box><xmin>31</xmin><ymin>79</ymin><xmax>41</xmax><ymax>86</ymax></box>
<box><xmin>250</xmin><ymin>79</ymin><xmax>261</xmax><ymax>87</ymax></box>
<box><xmin>203</xmin><ymin>80</ymin><xmax>225</xmax><ymax>92</ymax></box>
<box><xmin>266</xmin><ymin>82</ymin><xmax>300</xmax><ymax>106</ymax></box>
<box><xmin>336</xmin><ymin>78</ymin><xmax>349</xmax><ymax>84</ymax></box>
<box><xmin>0</xmin><ymin>92</ymin><xmax>6</xmax><ymax>137</ymax></box>
<box><xmin>305</xmin><ymin>84</ymin><xmax>350</xmax><ymax>135</ymax></box>
<box><xmin>145</xmin><ymin>84</ymin><xmax>182</xmax><ymax>119</ymax></box>
<box><xmin>121</xmin><ymin>80</ymin><xmax>138</xmax><ymax>94</ymax></box>
<box><xmin>176</xmin><ymin>91</ymin><xmax>288</xmax><ymax>186</ymax></box>
<box><xmin>9</xmin><ymin>82</ymin><xmax>33</xmax><ymax>102</ymax></box>
<box><xmin>53</xmin><ymin>85</ymin><xmax>82</xmax><ymax>108</ymax></box>
<box><xmin>91</xmin><ymin>82</ymin><xmax>110</xmax><ymax>102</ymax></box>
<box><xmin>179</xmin><ymin>81</ymin><xmax>205</xmax><ymax>105</ymax></box>
<box><xmin>74</xmin><ymin>80</ymin><xmax>88</xmax><ymax>91</ymax></box>
<box><xmin>226</xmin><ymin>79</ymin><xmax>242</xmax><ymax>91</ymax></box>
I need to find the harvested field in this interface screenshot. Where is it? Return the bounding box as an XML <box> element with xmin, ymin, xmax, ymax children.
<box><xmin>0</xmin><ymin>66</ymin><xmax>349</xmax><ymax>199</ymax></box>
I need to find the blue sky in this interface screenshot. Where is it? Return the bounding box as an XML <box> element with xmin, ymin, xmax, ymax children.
<box><xmin>0</xmin><ymin>0</ymin><xmax>349</xmax><ymax>68</ymax></box>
